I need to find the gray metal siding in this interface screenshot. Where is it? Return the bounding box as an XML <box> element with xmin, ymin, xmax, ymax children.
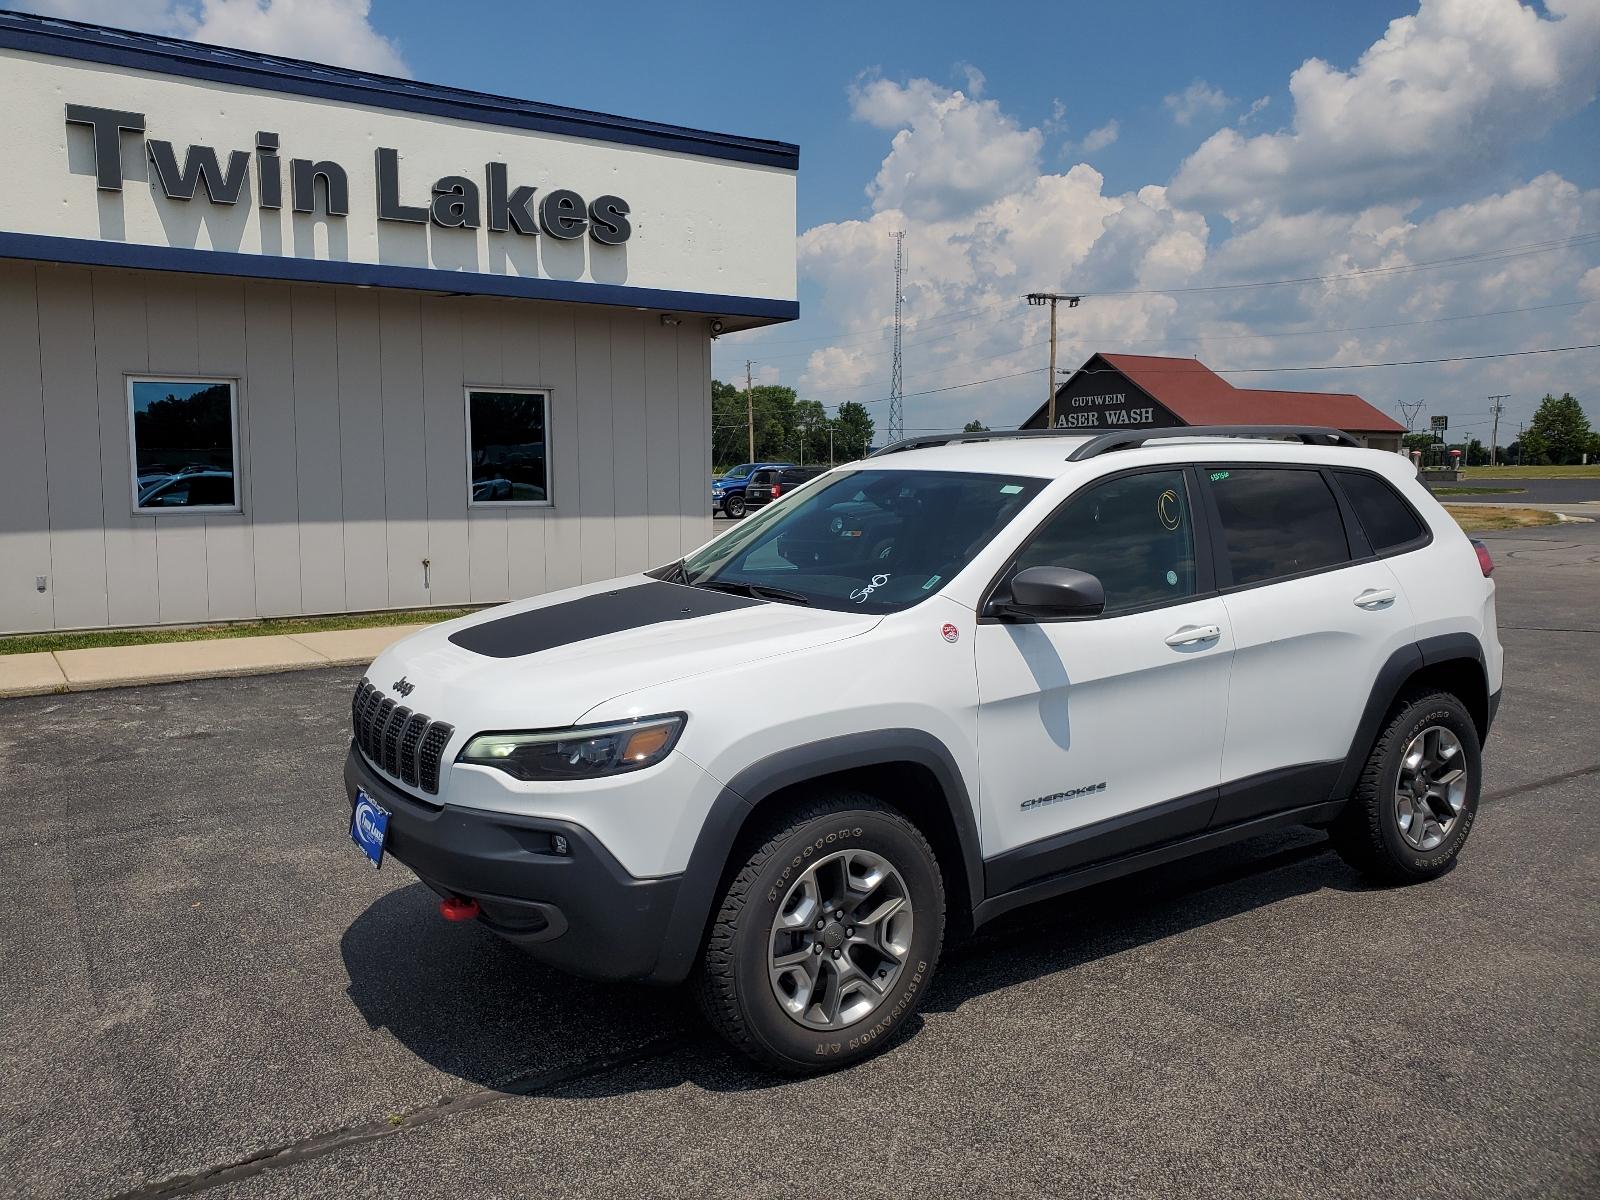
<box><xmin>0</xmin><ymin>264</ymin><xmax>713</xmax><ymax>634</ymax></box>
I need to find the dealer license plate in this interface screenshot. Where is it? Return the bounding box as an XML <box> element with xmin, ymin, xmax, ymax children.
<box><xmin>350</xmin><ymin>789</ymin><xmax>390</xmax><ymax>869</ymax></box>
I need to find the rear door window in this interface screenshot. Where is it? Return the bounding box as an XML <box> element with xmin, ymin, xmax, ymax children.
<box><xmin>1206</xmin><ymin>467</ymin><xmax>1351</xmax><ymax>586</ymax></box>
<box><xmin>1334</xmin><ymin>470</ymin><xmax>1427</xmax><ymax>552</ymax></box>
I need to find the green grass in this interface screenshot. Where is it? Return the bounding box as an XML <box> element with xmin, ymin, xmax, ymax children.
<box><xmin>1431</xmin><ymin>485</ymin><xmax>1526</xmax><ymax>496</ymax></box>
<box><xmin>1459</xmin><ymin>464</ymin><xmax>1600</xmax><ymax>479</ymax></box>
<box><xmin>0</xmin><ymin>608</ymin><xmax>478</xmax><ymax>657</ymax></box>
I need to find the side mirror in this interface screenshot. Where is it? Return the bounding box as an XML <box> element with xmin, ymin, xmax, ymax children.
<box><xmin>996</xmin><ymin>566</ymin><xmax>1105</xmax><ymax>621</ymax></box>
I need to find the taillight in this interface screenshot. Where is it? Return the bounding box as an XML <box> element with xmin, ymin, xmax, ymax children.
<box><xmin>771</xmin><ymin>483</ymin><xmax>782</xmax><ymax>497</ymax></box>
<box><xmin>1472</xmin><ymin>538</ymin><xmax>1494</xmax><ymax>577</ymax></box>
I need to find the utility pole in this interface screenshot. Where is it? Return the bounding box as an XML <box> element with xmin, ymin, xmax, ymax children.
<box><xmin>887</xmin><ymin>231</ymin><xmax>905</xmax><ymax>444</ymax></box>
<box><xmin>744</xmin><ymin>359</ymin><xmax>756</xmax><ymax>463</ymax></box>
<box><xmin>1488</xmin><ymin>395</ymin><xmax>1508</xmax><ymax>467</ymax></box>
<box><xmin>828</xmin><ymin>420</ymin><xmax>835</xmax><ymax>466</ymax></box>
<box><xmin>1025</xmin><ymin>293</ymin><xmax>1081</xmax><ymax>428</ymax></box>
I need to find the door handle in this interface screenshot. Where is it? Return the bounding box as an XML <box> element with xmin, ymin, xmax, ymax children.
<box><xmin>1353</xmin><ymin>588</ymin><xmax>1397</xmax><ymax>609</ymax></box>
<box><xmin>1165</xmin><ymin>624</ymin><xmax>1221</xmax><ymax>647</ymax></box>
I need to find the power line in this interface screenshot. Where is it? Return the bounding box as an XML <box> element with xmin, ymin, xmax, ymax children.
<box><xmin>819</xmin><ymin>342</ymin><xmax>1600</xmax><ymax>409</ymax></box>
<box><xmin>1057</xmin><ymin>232</ymin><xmax>1600</xmax><ymax>298</ymax></box>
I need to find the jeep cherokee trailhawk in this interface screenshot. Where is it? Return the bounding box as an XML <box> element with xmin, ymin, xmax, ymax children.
<box><xmin>343</xmin><ymin>425</ymin><xmax>1502</xmax><ymax>1072</ymax></box>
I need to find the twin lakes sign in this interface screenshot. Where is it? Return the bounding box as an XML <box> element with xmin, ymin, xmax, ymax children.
<box><xmin>63</xmin><ymin>104</ymin><xmax>632</xmax><ymax>245</ymax></box>
<box><xmin>0</xmin><ymin>42</ymin><xmax>798</xmax><ymax>311</ymax></box>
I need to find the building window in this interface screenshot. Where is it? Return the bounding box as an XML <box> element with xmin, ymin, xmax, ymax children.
<box><xmin>466</xmin><ymin>388</ymin><xmax>551</xmax><ymax>505</ymax></box>
<box><xmin>129</xmin><ymin>377</ymin><xmax>241</xmax><ymax>512</ymax></box>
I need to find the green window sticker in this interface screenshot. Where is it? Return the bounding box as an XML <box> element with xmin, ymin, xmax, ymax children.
<box><xmin>921</xmin><ymin>574</ymin><xmax>943</xmax><ymax>591</ymax></box>
<box><xmin>1000</xmin><ymin>484</ymin><xmax>1024</xmax><ymax>494</ymax></box>
<box><xmin>1210</xmin><ymin>470</ymin><xmax>1230</xmax><ymax>482</ymax></box>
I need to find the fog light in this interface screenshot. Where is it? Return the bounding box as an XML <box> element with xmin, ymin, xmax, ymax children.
<box><xmin>551</xmin><ymin>834</ymin><xmax>570</xmax><ymax>856</ymax></box>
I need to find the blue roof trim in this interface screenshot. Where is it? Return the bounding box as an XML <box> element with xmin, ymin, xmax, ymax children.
<box><xmin>0</xmin><ymin>10</ymin><xmax>800</xmax><ymax>171</ymax></box>
<box><xmin>0</xmin><ymin>232</ymin><xmax>800</xmax><ymax>322</ymax></box>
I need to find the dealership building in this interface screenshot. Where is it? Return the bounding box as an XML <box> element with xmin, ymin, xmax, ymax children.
<box><xmin>0</xmin><ymin>10</ymin><xmax>797</xmax><ymax>634</ymax></box>
<box><xmin>1023</xmin><ymin>353</ymin><xmax>1406</xmax><ymax>452</ymax></box>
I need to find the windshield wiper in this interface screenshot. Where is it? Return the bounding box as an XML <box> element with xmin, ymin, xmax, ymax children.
<box><xmin>694</xmin><ymin>579</ymin><xmax>812</xmax><ymax>606</ymax></box>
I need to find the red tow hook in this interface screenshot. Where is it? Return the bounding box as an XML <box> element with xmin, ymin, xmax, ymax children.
<box><xmin>439</xmin><ymin>896</ymin><xmax>480</xmax><ymax>922</ymax></box>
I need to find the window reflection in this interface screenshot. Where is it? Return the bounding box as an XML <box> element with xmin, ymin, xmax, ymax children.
<box><xmin>469</xmin><ymin>390</ymin><xmax>549</xmax><ymax>504</ymax></box>
<box><xmin>131</xmin><ymin>379</ymin><xmax>238</xmax><ymax>511</ymax></box>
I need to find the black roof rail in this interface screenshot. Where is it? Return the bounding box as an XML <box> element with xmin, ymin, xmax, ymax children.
<box><xmin>869</xmin><ymin>428</ymin><xmax>1088</xmax><ymax>457</ymax></box>
<box><xmin>1065</xmin><ymin>425</ymin><xmax>1361</xmax><ymax>461</ymax></box>
<box><xmin>869</xmin><ymin>424</ymin><xmax>1362</xmax><ymax>459</ymax></box>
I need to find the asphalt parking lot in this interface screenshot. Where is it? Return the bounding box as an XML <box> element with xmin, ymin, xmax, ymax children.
<box><xmin>3</xmin><ymin>523</ymin><xmax>1597</xmax><ymax>1200</ymax></box>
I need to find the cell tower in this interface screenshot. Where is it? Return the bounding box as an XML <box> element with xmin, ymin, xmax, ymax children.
<box><xmin>887</xmin><ymin>230</ymin><xmax>905</xmax><ymax>444</ymax></box>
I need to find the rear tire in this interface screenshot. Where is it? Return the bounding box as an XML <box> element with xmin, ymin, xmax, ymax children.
<box><xmin>1332</xmin><ymin>690</ymin><xmax>1481</xmax><ymax>884</ymax></box>
<box><xmin>723</xmin><ymin>494</ymin><xmax>747</xmax><ymax>519</ymax></box>
<box><xmin>694</xmin><ymin>793</ymin><xmax>945</xmax><ymax>1074</ymax></box>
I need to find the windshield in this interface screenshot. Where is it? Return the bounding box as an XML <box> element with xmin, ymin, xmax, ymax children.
<box><xmin>682</xmin><ymin>468</ymin><xmax>1048</xmax><ymax>613</ymax></box>
<box><xmin>720</xmin><ymin>464</ymin><xmax>756</xmax><ymax>480</ymax></box>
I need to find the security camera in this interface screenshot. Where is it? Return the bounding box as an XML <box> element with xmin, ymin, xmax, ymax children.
<box><xmin>709</xmin><ymin>319</ymin><xmax>725</xmax><ymax>336</ymax></box>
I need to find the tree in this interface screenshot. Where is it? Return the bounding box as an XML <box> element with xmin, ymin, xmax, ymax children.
<box><xmin>1402</xmin><ymin>432</ymin><xmax>1434</xmax><ymax>455</ymax></box>
<box><xmin>832</xmin><ymin>402</ymin><xmax>876</xmax><ymax>461</ymax></box>
<box><xmin>1525</xmin><ymin>393</ymin><xmax>1592</xmax><ymax>465</ymax></box>
<box><xmin>791</xmin><ymin>399</ymin><xmax>828</xmax><ymax>464</ymax></box>
<box><xmin>963</xmin><ymin>419</ymin><xmax>990</xmax><ymax>433</ymax></box>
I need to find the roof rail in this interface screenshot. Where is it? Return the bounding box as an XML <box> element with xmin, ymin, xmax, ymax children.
<box><xmin>1065</xmin><ymin>425</ymin><xmax>1360</xmax><ymax>461</ymax></box>
<box><xmin>869</xmin><ymin>428</ymin><xmax>1087</xmax><ymax>457</ymax></box>
<box><xmin>869</xmin><ymin>424</ymin><xmax>1362</xmax><ymax>459</ymax></box>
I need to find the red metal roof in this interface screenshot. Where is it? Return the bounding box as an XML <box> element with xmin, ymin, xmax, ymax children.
<box><xmin>1064</xmin><ymin>353</ymin><xmax>1406</xmax><ymax>434</ymax></box>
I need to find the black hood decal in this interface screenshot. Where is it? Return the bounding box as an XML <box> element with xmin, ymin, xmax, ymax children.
<box><xmin>448</xmin><ymin>582</ymin><xmax>761</xmax><ymax>659</ymax></box>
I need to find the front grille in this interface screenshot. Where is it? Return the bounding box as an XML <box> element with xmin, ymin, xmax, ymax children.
<box><xmin>351</xmin><ymin>680</ymin><xmax>454</xmax><ymax>795</ymax></box>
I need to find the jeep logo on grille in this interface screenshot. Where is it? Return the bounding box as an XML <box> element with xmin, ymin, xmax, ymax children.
<box><xmin>391</xmin><ymin>677</ymin><xmax>415</xmax><ymax>697</ymax></box>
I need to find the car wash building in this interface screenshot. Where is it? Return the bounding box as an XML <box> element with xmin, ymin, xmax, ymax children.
<box><xmin>1022</xmin><ymin>353</ymin><xmax>1406</xmax><ymax>452</ymax></box>
<box><xmin>0</xmin><ymin>10</ymin><xmax>797</xmax><ymax>635</ymax></box>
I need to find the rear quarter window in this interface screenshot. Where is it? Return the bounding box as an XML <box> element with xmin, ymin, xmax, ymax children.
<box><xmin>1334</xmin><ymin>470</ymin><xmax>1428</xmax><ymax>553</ymax></box>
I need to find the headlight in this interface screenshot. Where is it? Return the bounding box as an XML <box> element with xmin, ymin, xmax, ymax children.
<box><xmin>457</xmin><ymin>714</ymin><xmax>685</xmax><ymax>781</ymax></box>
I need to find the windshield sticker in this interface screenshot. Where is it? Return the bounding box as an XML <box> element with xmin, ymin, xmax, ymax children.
<box><xmin>921</xmin><ymin>574</ymin><xmax>942</xmax><ymax>591</ymax></box>
<box><xmin>1000</xmin><ymin>484</ymin><xmax>1024</xmax><ymax>494</ymax></box>
<box><xmin>1210</xmin><ymin>470</ymin><xmax>1230</xmax><ymax>482</ymax></box>
<box><xmin>1166</xmin><ymin>570</ymin><xmax>1178</xmax><ymax>586</ymax></box>
<box><xmin>851</xmin><ymin>574</ymin><xmax>891</xmax><ymax>603</ymax></box>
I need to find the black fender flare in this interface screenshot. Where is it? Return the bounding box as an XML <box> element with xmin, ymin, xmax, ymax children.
<box><xmin>650</xmin><ymin>729</ymin><xmax>984</xmax><ymax>984</ymax></box>
<box><xmin>1332</xmin><ymin>632</ymin><xmax>1488</xmax><ymax>800</ymax></box>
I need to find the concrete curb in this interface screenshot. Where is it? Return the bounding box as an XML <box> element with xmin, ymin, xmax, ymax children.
<box><xmin>0</xmin><ymin>624</ymin><xmax>428</xmax><ymax>700</ymax></box>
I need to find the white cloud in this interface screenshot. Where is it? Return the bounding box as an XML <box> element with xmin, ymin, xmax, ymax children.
<box><xmin>1171</xmin><ymin>0</ymin><xmax>1600</xmax><ymax>217</ymax></box>
<box><xmin>1240</xmin><ymin>95</ymin><xmax>1271</xmax><ymax>123</ymax></box>
<box><xmin>1078</xmin><ymin>119</ymin><xmax>1120</xmax><ymax>154</ymax></box>
<box><xmin>849</xmin><ymin>73</ymin><xmax>1044</xmax><ymax>221</ymax></box>
<box><xmin>725</xmin><ymin>36</ymin><xmax>1599</xmax><ymax>442</ymax></box>
<box><xmin>22</xmin><ymin>0</ymin><xmax>408</xmax><ymax>75</ymax></box>
<box><xmin>1164</xmin><ymin>80</ymin><xmax>1233</xmax><ymax>126</ymax></box>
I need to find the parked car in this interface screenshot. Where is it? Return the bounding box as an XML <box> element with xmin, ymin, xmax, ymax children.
<box><xmin>743</xmin><ymin>465</ymin><xmax>826</xmax><ymax>510</ymax></box>
<box><xmin>712</xmin><ymin>461</ymin><xmax>796</xmax><ymax>518</ymax></box>
<box><xmin>344</xmin><ymin>425</ymin><xmax>1502</xmax><ymax>1074</ymax></box>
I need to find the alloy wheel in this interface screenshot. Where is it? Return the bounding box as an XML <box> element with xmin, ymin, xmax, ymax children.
<box><xmin>767</xmin><ymin>848</ymin><xmax>914</xmax><ymax>1031</ymax></box>
<box><xmin>1394</xmin><ymin>725</ymin><xmax>1469</xmax><ymax>851</ymax></box>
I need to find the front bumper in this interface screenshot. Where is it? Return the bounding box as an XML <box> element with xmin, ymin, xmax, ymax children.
<box><xmin>343</xmin><ymin>743</ymin><xmax>683</xmax><ymax>982</ymax></box>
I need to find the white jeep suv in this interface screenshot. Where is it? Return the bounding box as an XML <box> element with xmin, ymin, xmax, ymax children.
<box><xmin>344</xmin><ymin>426</ymin><xmax>1503</xmax><ymax>1072</ymax></box>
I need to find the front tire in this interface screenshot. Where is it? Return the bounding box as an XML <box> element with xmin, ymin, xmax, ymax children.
<box><xmin>695</xmin><ymin>793</ymin><xmax>945</xmax><ymax>1073</ymax></box>
<box><xmin>1332</xmin><ymin>690</ymin><xmax>1481</xmax><ymax>883</ymax></box>
<box><xmin>723</xmin><ymin>494</ymin><xmax>747</xmax><ymax>519</ymax></box>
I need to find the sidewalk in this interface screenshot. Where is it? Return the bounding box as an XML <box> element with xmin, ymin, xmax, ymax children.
<box><xmin>0</xmin><ymin>623</ymin><xmax>425</xmax><ymax>699</ymax></box>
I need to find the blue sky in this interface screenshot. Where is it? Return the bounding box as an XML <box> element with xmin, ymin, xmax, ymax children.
<box><xmin>32</xmin><ymin>1</ymin><xmax>1600</xmax><ymax>444</ymax></box>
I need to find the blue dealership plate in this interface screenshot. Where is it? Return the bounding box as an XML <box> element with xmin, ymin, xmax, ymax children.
<box><xmin>350</xmin><ymin>789</ymin><xmax>390</xmax><ymax>869</ymax></box>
